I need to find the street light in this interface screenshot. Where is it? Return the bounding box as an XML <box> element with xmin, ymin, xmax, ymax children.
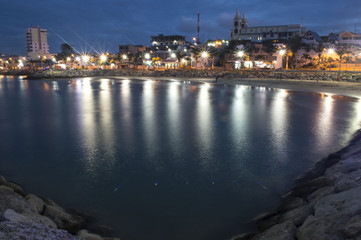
<box><xmin>328</xmin><ymin>48</ymin><xmax>335</xmax><ymax>55</ymax></box>
<box><xmin>122</xmin><ymin>54</ymin><xmax>127</xmax><ymax>60</ymax></box>
<box><xmin>171</xmin><ymin>53</ymin><xmax>176</xmax><ymax>58</ymax></box>
<box><xmin>100</xmin><ymin>54</ymin><xmax>107</xmax><ymax>63</ymax></box>
<box><xmin>144</xmin><ymin>53</ymin><xmax>151</xmax><ymax>60</ymax></box>
<box><xmin>201</xmin><ymin>51</ymin><xmax>208</xmax><ymax>58</ymax></box>
<box><xmin>279</xmin><ymin>49</ymin><xmax>286</xmax><ymax>56</ymax></box>
<box><xmin>237</xmin><ymin>50</ymin><xmax>244</xmax><ymax>58</ymax></box>
<box><xmin>82</xmin><ymin>55</ymin><xmax>90</xmax><ymax>63</ymax></box>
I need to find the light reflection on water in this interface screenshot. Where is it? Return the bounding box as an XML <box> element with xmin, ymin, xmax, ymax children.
<box><xmin>0</xmin><ymin>76</ymin><xmax>360</xmax><ymax>240</ymax></box>
<box><xmin>270</xmin><ymin>90</ymin><xmax>289</xmax><ymax>163</ymax></box>
<box><xmin>196</xmin><ymin>83</ymin><xmax>215</xmax><ymax>174</ymax></box>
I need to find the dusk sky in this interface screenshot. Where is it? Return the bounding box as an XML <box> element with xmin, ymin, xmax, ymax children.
<box><xmin>1</xmin><ymin>0</ymin><xmax>360</xmax><ymax>55</ymax></box>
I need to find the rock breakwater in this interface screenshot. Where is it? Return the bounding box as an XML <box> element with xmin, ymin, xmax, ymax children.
<box><xmin>0</xmin><ymin>176</ymin><xmax>119</xmax><ymax>240</ymax></box>
<box><xmin>233</xmin><ymin>129</ymin><xmax>361</xmax><ymax>240</ymax></box>
<box><xmin>26</xmin><ymin>69</ymin><xmax>361</xmax><ymax>83</ymax></box>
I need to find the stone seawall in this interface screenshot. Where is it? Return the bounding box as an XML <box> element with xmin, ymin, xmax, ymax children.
<box><xmin>0</xmin><ymin>176</ymin><xmax>119</xmax><ymax>240</ymax></box>
<box><xmin>26</xmin><ymin>69</ymin><xmax>361</xmax><ymax>82</ymax></box>
<box><xmin>233</xmin><ymin>129</ymin><xmax>361</xmax><ymax>240</ymax></box>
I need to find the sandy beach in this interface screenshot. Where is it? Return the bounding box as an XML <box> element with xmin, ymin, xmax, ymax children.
<box><xmin>116</xmin><ymin>76</ymin><xmax>361</xmax><ymax>99</ymax></box>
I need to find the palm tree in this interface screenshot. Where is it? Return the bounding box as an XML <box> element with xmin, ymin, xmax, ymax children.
<box><xmin>354</xmin><ymin>55</ymin><xmax>360</xmax><ymax>72</ymax></box>
<box><xmin>176</xmin><ymin>52</ymin><xmax>186</xmax><ymax>68</ymax></box>
<box><xmin>207</xmin><ymin>48</ymin><xmax>219</xmax><ymax>69</ymax></box>
<box><xmin>313</xmin><ymin>43</ymin><xmax>325</xmax><ymax>71</ymax></box>
<box><xmin>262</xmin><ymin>40</ymin><xmax>277</xmax><ymax>66</ymax></box>
<box><xmin>287</xmin><ymin>36</ymin><xmax>304</xmax><ymax>69</ymax></box>
<box><xmin>345</xmin><ymin>56</ymin><xmax>352</xmax><ymax>71</ymax></box>
<box><xmin>335</xmin><ymin>46</ymin><xmax>348</xmax><ymax>71</ymax></box>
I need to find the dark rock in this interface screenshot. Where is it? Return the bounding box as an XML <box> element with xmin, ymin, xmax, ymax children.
<box><xmin>0</xmin><ymin>220</ymin><xmax>79</xmax><ymax>240</ymax></box>
<box><xmin>4</xmin><ymin>209</ymin><xmax>57</xmax><ymax>229</ymax></box>
<box><xmin>253</xmin><ymin>221</ymin><xmax>296</xmax><ymax>240</ymax></box>
<box><xmin>278</xmin><ymin>205</ymin><xmax>312</xmax><ymax>226</ymax></box>
<box><xmin>25</xmin><ymin>194</ymin><xmax>44</xmax><ymax>214</ymax></box>
<box><xmin>294</xmin><ymin>153</ymin><xmax>341</xmax><ymax>185</ymax></box>
<box><xmin>231</xmin><ymin>232</ymin><xmax>258</xmax><ymax>240</ymax></box>
<box><xmin>313</xmin><ymin>186</ymin><xmax>361</xmax><ymax>217</ymax></box>
<box><xmin>341</xmin><ymin>214</ymin><xmax>361</xmax><ymax>238</ymax></box>
<box><xmin>0</xmin><ymin>176</ymin><xmax>7</xmax><ymax>185</ymax></box>
<box><xmin>43</xmin><ymin>205</ymin><xmax>86</xmax><ymax>234</ymax></box>
<box><xmin>0</xmin><ymin>186</ymin><xmax>36</xmax><ymax>214</ymax></box>
<box><xmin>88</xmin><ymin>225</ymin><xmax>115</xmax><ymax>237</ymax></box>
<box><xmin>4</xmin><ymin>182</ymin><xmax>27</xmax><ymax>197</ymax></box>
<box><xmin>307</xmin><ymin>186</ymin><xmax>334</xmax><ymax>202</ymax></box>
<box><xmin>296</xmin><ymin>214</ymin><xmax>350</xmax><ymax>240</ymax></box>
<box><xmin>277</xmin><ymin>197</ymin><xmax>306</xmax><ymax>212</ymax></box>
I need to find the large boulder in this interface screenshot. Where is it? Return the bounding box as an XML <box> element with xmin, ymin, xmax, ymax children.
<box><xmin>0</xmin><ymin>186</ymin><xmax>36</xmax><ymax>214</ymax></box>
<box><xmin>3</xmin><ymin>209</ymin><xmax>56</xmax><ymax>229</ymax></box>
<box><xmin>0</xmin><ymin>220</ymin><xmax>79</xmax><ymax>240</ymax></box>
<box><xmin>43</xmin><ymin>203</ymin><xmax>86</xmax><ymax>234</ymax></box>
<box><xmin>25</xmin><ymin>194</ymin><xmax>44</xmax><ymax>213</ymax></box>
<box><xmin>252</xmin><ymin>221</ymin><xmax>296</xmax><ymax>240</ymax></box>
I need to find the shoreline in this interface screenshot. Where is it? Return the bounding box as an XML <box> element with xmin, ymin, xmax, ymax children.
<box><xmin>17</xmin><ymin>70</ymin><xmax>361</xmax><ymax>98</ymax></box>
<box><xmin>115</xmin><ymin>76</ymin><xmax>361</xmax><ymax>99</ymax></box>
<box><xmin>232</xmin><ymin>129</ymin><xmax>361</xmax><ymax>240</ymax></box>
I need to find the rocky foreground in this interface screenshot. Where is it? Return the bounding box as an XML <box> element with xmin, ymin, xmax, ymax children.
<box><xmin>0</xmin><ymin>176</ymin><xmax>119</xmax><ymax>240</ymax></box>
<box><xmin>233</xmin><ymin>129</ymin><xmax>361</xmax><ymax>240</ymax></box>
<box><xmin>25</xmin><ymin>69</ymin><xmax>361</xmax><ymax>82</ymax></box>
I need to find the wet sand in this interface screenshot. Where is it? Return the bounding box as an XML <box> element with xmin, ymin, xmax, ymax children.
<box><xmin>118</xmin><ymin>76</ymin><xmax>361</xmax><ymax>99</ymax></box>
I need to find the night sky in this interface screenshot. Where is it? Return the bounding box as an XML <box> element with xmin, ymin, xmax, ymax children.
<box><xmin>0</xmin><ymin>0</ymin><xmax>360</xmax><ymax>55</ymax></box>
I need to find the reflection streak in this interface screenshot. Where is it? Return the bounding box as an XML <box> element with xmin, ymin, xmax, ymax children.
<box><xmin>270</xmin><ymin>90</ymin><xmax>289</xmax><ymax>162</ymax></box>
<box><xmin>196</xmin><ymin>84</ymin><xmax>214</xmax><ymax>173</ymax></box>
<box><xmin>315</xmin><ymin>93</ymin><xmax>334</xmax><ymax>149</ymax></box>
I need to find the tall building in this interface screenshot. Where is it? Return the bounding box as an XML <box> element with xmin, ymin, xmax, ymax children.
<box><xmin>231</xmin><ymin>9</ymin><xmax>307</xmax><ymax>42</ymax></box>
<box><xmin>26</xmin><ymin>26</ymin><xmax>51</xmax><ymax>59</ymax></box>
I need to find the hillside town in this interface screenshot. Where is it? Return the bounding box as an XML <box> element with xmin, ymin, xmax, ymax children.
<box><xmin>1</xmin><ymin>9</ymin><xmax>361</xmax><ymax>73</ymax></box>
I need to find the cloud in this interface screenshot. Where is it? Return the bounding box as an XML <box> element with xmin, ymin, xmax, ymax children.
<box><xmin>1</xmin><ymin>0</ymin><xmax>361</xmax><ymax>54</ymax></box>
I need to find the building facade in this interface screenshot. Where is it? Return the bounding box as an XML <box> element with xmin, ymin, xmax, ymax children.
<box><xmin>119</xmin><ymin>45</ymin><xmax>147</xmax><ymax>55</ymax></box>
<box><xmin>151</xmin><ymin>34</ymin><xmax>187</xmax><ymax>51</ymax></box>
<box><xmin>231</xmin><ymin>9</ymin><xmax>308</xmax><ymax>42</ymax></box>
<box><xmin>26</xmin><ymin>26</ymin><xmax>51</xmax><ymax>59</ymax></box>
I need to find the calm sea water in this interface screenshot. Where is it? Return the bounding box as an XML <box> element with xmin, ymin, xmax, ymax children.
<box><xmin>0</xmin><ymin>76</ymin><xmax>360</xmax><ymax>239</ymax></box>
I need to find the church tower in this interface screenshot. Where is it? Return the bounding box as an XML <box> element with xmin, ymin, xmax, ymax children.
<box><xmin>241</xmin><ymin>12</ymin><xmax>248</xmax><ymax>29</ymax></box>
<box><xmin>232</xmin><ymin>9</ymin><xmax>241</xmax><ymax>40</ymax></box>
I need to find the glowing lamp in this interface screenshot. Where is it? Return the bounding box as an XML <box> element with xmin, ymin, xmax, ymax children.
<box><xmin>237</xmin><ymin>51</ymin><xmax>244</xmax><ymax>58</ymax></box>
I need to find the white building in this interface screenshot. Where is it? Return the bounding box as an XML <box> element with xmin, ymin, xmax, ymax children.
<box><xmin>231</xmin><ymin>9</ymin><xmax>308</xmax><ymax>42</ymax></box>
<box><xmin>26</xmin><ymin>26</ymin><xmax>52</xmax><ymax>59</ymax></box>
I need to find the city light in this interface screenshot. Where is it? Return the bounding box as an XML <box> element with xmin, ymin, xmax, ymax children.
<box><xmin>75</xmin><ymin>56</ymin><xmax>81</xmax><ymax>62</ymax></box>
<box><xmin>328</xmin><ymin>48</ymin><xmax>335</xmax><ymax>54</ymax></box>
<box><xmin>171</xmin><ymin>53</ymin><xmax>176</xmax><ymax>58</ymax></box>
<box><xmin>122</xmin><ymin>54</ymin><xmax>127</xmax><ymax>60</ymax></box>
<box><xmin>82</xmin><ymin>55</ymin><xmax>90</xmax><ymax>63</ymax></box>
<box><xmin>66</xmin><ymin>57</ymin><xmax>71</xmax><ymax>62</ymax></box>
<box><xmin>144</xmin><ymin>53</ymin><xmax>151</xmax><ymax>60</ymax></box>
<box><xmin>237</xmin><ymin>51</ymin><xmax>244</xmax><ymax>58</ymax></box>
<box><xmin>279</xmin><ymin>49</ymin><xmax>286</xmax><ymax>56</ymax></box>
<box><xmin>18</xmin><ymin>60</ymin><xmax>24</xmax><ymax>69</ymax></box>
<box><xmin>100</xmin><ymin>54</ymin><xmax>107</xmax><ymax>63</ymax></box>
<box><xmin>201</xmin><ymin>51</ymin><xmax>208</xmax><ymax>58</ymax></box>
